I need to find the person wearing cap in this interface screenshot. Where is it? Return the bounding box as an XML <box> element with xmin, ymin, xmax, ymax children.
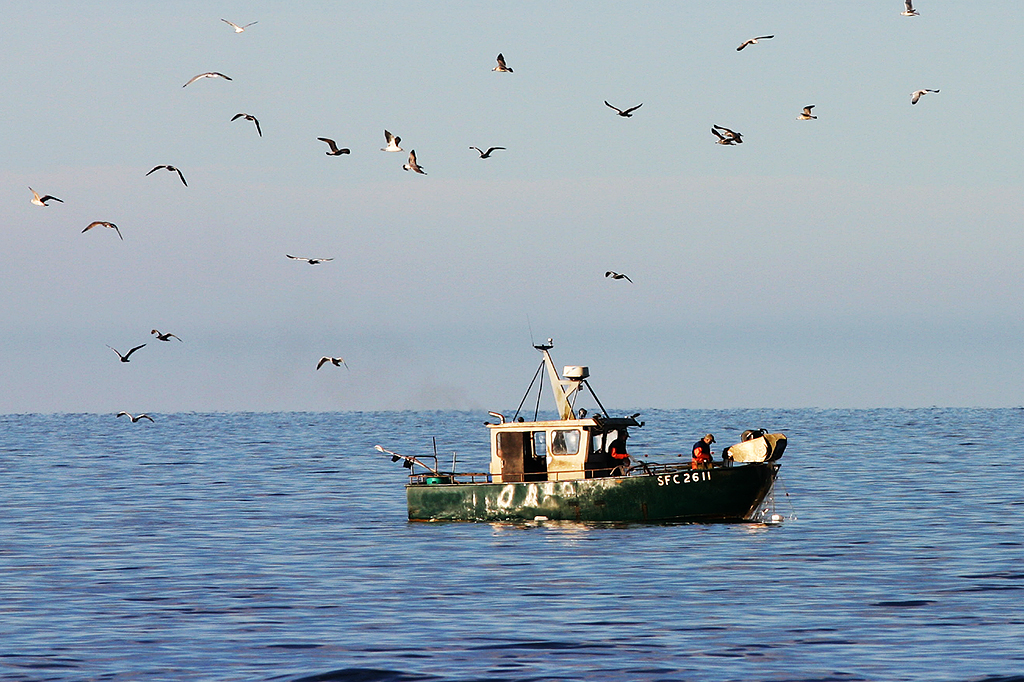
<box><xmin>691</xmin><ymin>433</ymin><xmax>715</xmax><ymax>469</ymax></box>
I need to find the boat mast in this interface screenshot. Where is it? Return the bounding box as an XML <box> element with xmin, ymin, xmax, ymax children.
<box><xmin>535</xmin><ymin>340</ymin><xmax>581</xmax><ymax>420</ymax></box>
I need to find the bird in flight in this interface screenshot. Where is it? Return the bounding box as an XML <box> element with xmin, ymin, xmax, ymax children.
<box><xmin>470</xmin><ymin>146</ymin><xmax>505</xmax><ymax>158</ymax></box>
<box><xmin>403</xmin><ymin>150</ymin><xmax>426</xmax><ymax>174</ymax></box>
<box><xmin>318</xmin><ymin>138</ymin><xmax>350</xmax><ymax>155</ymax></box>
<box><xmin>797</xmin><ymin>105</ymin><xmax>817</xmax><ymax>120</ymax></box>
<box><xmin>492</xmin><ymin>53</ymin><xmax>513</xmax><ymax>72</ymax></box>
<box><xmin>29</xmin><ymin>187</ymin><xmax>63</xmax><ymax>206</ymax></box>
<box><xmin>183</xmin><ymin>72</ymin><xmax>232</xmax><ymax>87</ymax></box>
<box><xmin>604</xmin><ymin>101</ymin><xmax>643</xmax><ymax>117</ymax></box>
<box><xmin>83</xmin><ymin>221</ymin><xmax>123</xmax><ymax>240</ymax></box>
<box><xmin>901</xmin><ymin>0</ymin><xmax>919</xmax><ymax>16</ymax></box>
<box><xmin>286</xmin><ymin>254</ymin><xmax>333</xmax><ymax>265</ymax></box>
<box><xmin>232</xmin><ymin>113</ymin><xmax>262</xmax><ymax>137</ymax></box>
<box><xmin>146</xmin><ymin>165</ymin><xmax>187</xmax><ymax>186</ymax></box>
<box><xmin>911</xmin><ymin>89</ymin><xmax>939</xmax><ymax>104</ymax></box>
<box><xmin>737</xmin><ymin>35</ymin><xmax>774</xmax><ymax>51</ymax></box>
<box><xmin>151</xmin><ymin>329</ymin><xmax>182</xmax><ymax>342</ymax></box>
<box><xmin>117</xmin><ymin>411</ymin><xmax>154</xmax><ymax>422</ymax></box>
<box><xmin>605</xmin><ymin>271</ymin><xmax>633</xmax><ymax>283</ymax></box>
<box><xmin>712</xmin><ymin>124</ymin><xmax>744</xmax><ymax>144</ymax></box>
<box><xmin>712</xmin><ymin>128</ymin><xmax>736</xmax><ymax>145</ymax></box>
<box><xmin>317</xmin><ymin>356</ymin><xmax>349</xmax><ymax>370</ymax></box>
<box><xmin>381</xmin><ymin>130</ymin><xmax>403</xmax><ymax>152</ymax></box>
<box><xmin>221</xmin><ymin>19</ymin><xmax>257</xmax><ymax>32</ymax></box>
<box><xmin>107</xmin><ymin>344</ymin><xmax>146</xmax><ymax>362</ymax></box>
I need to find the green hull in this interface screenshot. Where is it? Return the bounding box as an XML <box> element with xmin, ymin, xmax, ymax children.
<box><xmin>407</xmin><ymin>463</ymin><xmax>779</xmax><ymax>523</ymax></box>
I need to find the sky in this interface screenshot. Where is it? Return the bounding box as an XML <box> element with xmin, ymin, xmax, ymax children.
<box><xmin>2</xmin><ymin>1</ymin><xmax>1023</xmax><ymax>413</ymax></box>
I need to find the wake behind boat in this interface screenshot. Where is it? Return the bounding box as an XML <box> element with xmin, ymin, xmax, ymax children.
<box><xmin>378</xmin><ymin>341</ymin><xmax>786</xmax><ymax>523</ymax></box>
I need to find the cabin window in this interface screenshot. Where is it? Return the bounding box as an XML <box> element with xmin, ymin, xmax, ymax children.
<box><xmin>532</xmin><ymin>431</ymin><xmax>547</xmax><ymax>459</ymax></box>
<box><xmin>550</xmin><ymin>429</ymin><xmax>580</xmax><ymax>456</ymax></box>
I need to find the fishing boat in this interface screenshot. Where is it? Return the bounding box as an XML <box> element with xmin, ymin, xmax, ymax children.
<box><xmin>377</xmin><ymin>340</ymin><xmax>786</xmax><ymax>523</ymax></box>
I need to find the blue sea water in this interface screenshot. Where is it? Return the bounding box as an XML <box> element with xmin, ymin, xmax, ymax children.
<box><xmin>2</xmin><ymin>408</ymin><xmax>1023</xmax><ymax>682</ymax></box>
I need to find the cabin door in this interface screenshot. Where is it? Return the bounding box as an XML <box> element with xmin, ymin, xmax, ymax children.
<box><xmin>495</xmin><ymin>431</ymin><xmax>547</xmax><ymax>483</ymax></box>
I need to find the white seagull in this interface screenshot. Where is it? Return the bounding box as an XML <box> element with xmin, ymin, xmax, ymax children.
<box><xmin>797</xmin><ymin>105</ymin><xmax>817</xmax><ymax>120</ymax></box>
<box><xmin>83</xmin><ymin>221</ymin><xmax>123</xmax><ymax>240</ymax></box>
<box><xmin>403</xmin><ymin>150</ymin><xmax>426</xmax><ymax>174</ymax></box>
<box><xmin>146</xmin><ymin>165</ymin><xmax>187</xmax><ymax>186</ymax></box>
<box><xmin>182</xmin><ymin>72</ymin><xmax>232</xmax><ymax>87</ymax></box>
<box><xmin>492</xmin><ymin>53</ymin><xmax>513</xmax><ymax>72</ymax></box>
<box><xmin>318</xmin><ymin>138</ymin><xmax>350</xmax><ymax>155</ymax></box>
<box><xmin>221</xmin><ymin>19</ymin><xmax>257</xmax><ymax>32</ymax></box>
<box><xmin>605</xmin><ymin>271</ymin><xmax>633</xmax><ymax>283</ymax></box>
<box><xmin>901</xmin><ymin>0</ymin><xmax>919</xmax><ymax>16</ymax></box>
<box><xmin>604</xmin><ymin>101</ymin><xmax>643</xmax><ymax>117</ymax></box>
<box><xmin>317</xmin><ymin>356</ymin><xmax>349</xmax><ymax>370</ymax></box>
<box><xmin>286</xmin><ymin>254</ymin><xmax>333</xmax><ymax>265</ymax></box>
<box><xmin>232</xmin><ymin>113</ymin><xmax>261</xmax><ymax>137</ymax></box>
<box><xmin>29</xmin><ymin>187</ymin><xmax>63</xmax><ymax>206</ymax></box>
<box><xmin>470</xmin><ymin>146</ymin><xmax>505</xmax><ymax>158</ymax></box>
<box><xmin>381</xmin><ymin>130</ymin><xmax>403</xmax><ymax>152</ymax></box>
<box><xmin>117</xmin><ymin>411</ymin><xmax>154</xmax><ymax>422</ymax></box>
<box><xmin>737</xmin><ymin>35</ymin><xmax>774</xmax><ymax>51</ymax></box>
<box><xmin>911</xmin><ymin>89</ymin><xmax>939</xmax><ymax>104</ymax></box>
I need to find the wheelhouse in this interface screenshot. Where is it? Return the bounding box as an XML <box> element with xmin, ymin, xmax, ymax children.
<box><xmin>487</xmin><ymin>416</ymin><xmax>641</xmax><ymax>482</ymax></box>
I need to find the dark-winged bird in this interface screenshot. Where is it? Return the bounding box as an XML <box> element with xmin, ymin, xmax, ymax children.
<box><xmin>232</xmin><ymin>113</ymin><xmax>261</xmax><ymax>137</ymax></box>
<box><xmin>151</xmin><ymin>329</ymin><xmax>182</xmax><ymax>342</ymax></box>
<box><xmin>604</xmin><ymin>101</ymin><xmax>643</xmax><ymax>117</ymax></box>
<box><xmin>146</xmin><ymin>165</ymin><xmax>187</xmax><ymax>186</ymax></box>
<box><xmin>117</xmin><ymin>411</ymin><xmax>154</xmax><ymax>422</ymax></box>
<box><xmin>318</xmin><ymin>138</ymin><xmax>350</xmax><ymax>155</ymax></box>
<box><xmin>107</xmin><ymin>344</ymin><xmax>146</xmax><ymax>362</ymax></box>
<box><xmin>470</xmin><ymin>146</ymin><xmax>505</xmax><ymax>158</ymax></box>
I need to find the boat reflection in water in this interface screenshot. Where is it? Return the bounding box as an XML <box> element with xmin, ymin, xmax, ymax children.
<box><xmin>378</xmin><ymin>340</ymin><xmax>786</xmax><ymax>523</ymax></box>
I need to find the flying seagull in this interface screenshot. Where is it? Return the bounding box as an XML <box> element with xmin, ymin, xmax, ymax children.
<box><xmin>470</xmin><ymin>146</ymin><xmax>505</xmax><ymax>158</ymax></box>
<box><xmin>797</xmin><ymin>105</ymin><xmax>817</xmax><ymax>120</ymax></box>
<box><xmin>221</xmin><ymin>18</ymin><xmax>257</xmax><ymax>32</ymax></box>
<box><xmin>381</xmin><ymin>130</ymin><xmax>403</xmax><ymax>152</ymax></box>
<box><xmin>605</xmin><ymin>271</ymin><xmax>633</xmax><ymax>283</ymax></box>
<box><xmin>318</xmin><ymin>138</ymin><xmax>350</xmax><ymax>155</ymax></box>
<box><xmin>107</xmin><ymin>344</ymin><xmax>146</xmax><ymax>363</ymax></box>
<box><xmin>317</xmin><ymin>356</ymin><xmax>349</xmax><ymax>370</ymax></box>
<box><xmin>117</xmin><ymin>411</ymin><xmax>154</xmax><ymax>422</ymax></box>
<box><xmin>911</xmin><ymin>89</ymin><xmax>939</xmax><ymax>104</ymax></box>
<box><xmin>151</xmin><ymin>329</ymin><xmax>182</xmax><ymax>342</ymax></box>
<box><xmin>232</xmin><ymin>113</ymin><xmax>262</xmax><ymax>137</ymax></box>
<box><xmin>286</xmin><ymin>254</ymin><xmax>333</xmax><ymax>265</ymax></box>
<box><xmin>403</xmin><ymin>150</ymin><xmax>426</xmax><ymax>174</ymax></box>
<box><xmin>182</xmin><ymin>72</ymin><xmax>232</xmax><ymax>87</ymax></box>
<box><xmin>737</xmin><ymin>35</ymin><xmax>774</xmax><ymax>51</ymax></box>
<box><xmin>712</xmin><ymin>128</ymin><xmax>737</xmax><ymax>145</ymax></box>
<box><xmin>146</xmin><ymin>165</ymin><xmax>187</xmax><ymax>186</ymax></box>
<box><xmin>492</xmin><ymin>53</ymin><xmax>513</xmax><ymax>72</ymax></box>
<box><xmin>712</xmin><ymin>124</ymin><xmax>743</xmax><ymax>144</ymax></box>
<box><xmin>29</xmin><ymin>187</ymin><xmax>63</xmax><ymax>206</ymax></box>
<box><xmin>83</xmin><ymin>221</ymin><xmax>123</xmax><ymax>240</ymax></box>
<box><xmin>604</xmin><ymin>101</ymin><xmax>643</xmax><ymax>117</ymax></box>
<box><xmin>901</xmin><ymin>0</ymin><xmax>919</xmax><ymax>16</ymax></box>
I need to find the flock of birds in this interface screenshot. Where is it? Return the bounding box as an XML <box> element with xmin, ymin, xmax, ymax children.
<box><xmin>24</xmin><ymin>6</ymin><xmax>941</xmax><ymax>421</ymax></box>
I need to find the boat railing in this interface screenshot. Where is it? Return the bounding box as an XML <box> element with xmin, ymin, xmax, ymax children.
<box><xmin>408</xmin><ymin>460</ymin><xmax>727</xmax><ymax>485</ymax></box>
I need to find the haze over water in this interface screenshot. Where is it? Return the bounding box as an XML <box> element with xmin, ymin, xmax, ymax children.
<box><xmin>4</xmin><ymin>408</ymin><xmax>1023</xmax><ymax>681</ymax></box>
